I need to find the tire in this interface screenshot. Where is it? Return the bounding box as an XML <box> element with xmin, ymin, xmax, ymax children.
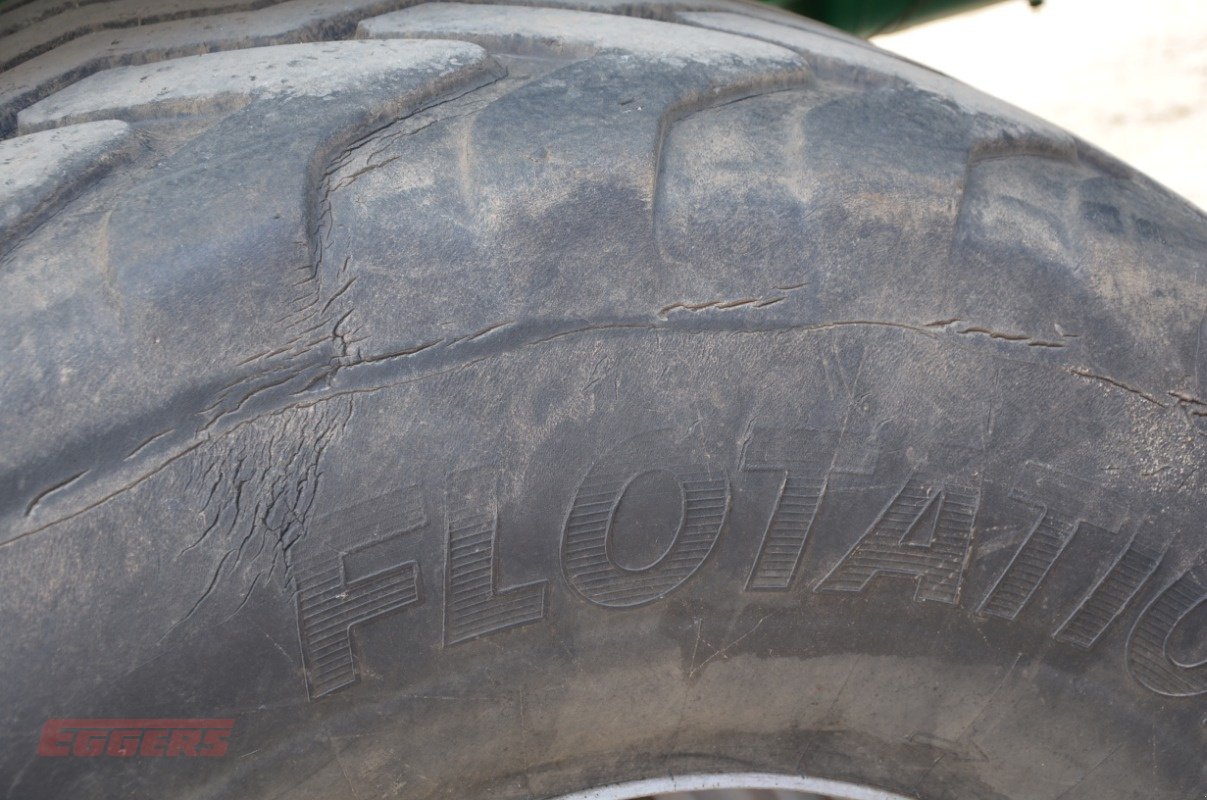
<box><xmin>0</xmin><ymin>2</ymin><xmax>1204</xmax><ymax>799</ymax></box>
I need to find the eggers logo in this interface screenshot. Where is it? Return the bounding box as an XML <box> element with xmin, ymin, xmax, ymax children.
<box><xmin>37</xmin><ymin>719</ymin><xmax>234</xmax><ymax>757</ymax></box>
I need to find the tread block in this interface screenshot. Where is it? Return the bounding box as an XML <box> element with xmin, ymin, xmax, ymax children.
<box><xmin>18</xmin><ymin>39</ymin><xmax>490</xmax><ymax>132</ymax></box>
<box><xmin>0</xmin><ymin>0</ymin><xmax>289</xmax><ymax>74</ymax></box>
<box><xmin>360</xmin><ymin>2</ymin><xmax>798</xmax><ymax>61</ymax></box>
<box><xmin>357</xmin><ymin>4</ymin><xmax>807</xmax><ymax>199</ymax></box>
<box><xmin>679</xmin><ymin>10</ymin><xmax>1071</xmax><ymax>134</ymax></box>
<box><xmin>0</xmin><ymin>118</ymin><xmax>131</xmax><ymax>243</ymax></box>
<box><xmin>0</xmin><ymin>0</ymin><xmax>88</xmax><ymax>39</ymax></box>
<box><xmin>0</xmin><ymin>0</ymin><xmax>422</xmax><ymax>136</ymax></box>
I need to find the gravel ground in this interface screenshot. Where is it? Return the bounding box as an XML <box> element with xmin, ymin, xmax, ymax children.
<box><xmin>875</xmin><ymin>0</ymin><xmax>1207</xmax><ymax>211</ymax></box>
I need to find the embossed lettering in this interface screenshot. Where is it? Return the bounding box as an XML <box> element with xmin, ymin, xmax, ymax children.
<box><xmin>444</xmin><ymin>467</ymin><xmax>547</xmax><ymax>645</ymax></box>
<box><xmin>815</xmin><ymin>469</ymin><xmax>980</xmax><ymax>605</ymax></box>
<box><xmin>561</xmin><ymin>430</ymin><xmax>729</xmax><ymax>608</ymax></box>
<box><xmin>1055</xmin><ymin>539</ymin><xmax>1162</xmax><ymax>648</ymax></box>
<box><xmin>980</xmin><ymin>462</ymin><xmax>1124</xmax><ymax>620</ymax></box>
<box><xmin>295</xmin><ymin>485</ymin><xmax>428</xmax><ymax>699</ymax></box>
<box><xmin>741</xmin><ymin>427</ymin><xmax>840</xmax><ymax>591</ymax></box>
<box><xmin>1126</xmin><ymin>565</ymin><xmax>1207</xmax><ymax>697</ymax></box>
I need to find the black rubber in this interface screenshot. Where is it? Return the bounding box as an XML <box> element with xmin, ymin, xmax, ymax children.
<box><xmin>0</xmin><ymin>2</ymin><xmax>1204</xmax><ymax>799</ymax></box>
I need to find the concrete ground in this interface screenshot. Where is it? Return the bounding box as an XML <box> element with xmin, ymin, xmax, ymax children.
<box><xmin>875</xmin><ymin>0</ymin><xmax>1207</xmax><ymax>211</ymax></box>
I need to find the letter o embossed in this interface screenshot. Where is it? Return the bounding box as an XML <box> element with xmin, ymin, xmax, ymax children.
<box><xmin>561</xmin><ymin>430</ymin><xmax>729</xmax><ymax>608</ymax></box>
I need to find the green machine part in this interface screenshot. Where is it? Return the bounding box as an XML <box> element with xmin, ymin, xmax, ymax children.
<box><xmin>769</xmin><ymin>0</ymin><xmax>1035</xmax><ymax>37</ymax></box>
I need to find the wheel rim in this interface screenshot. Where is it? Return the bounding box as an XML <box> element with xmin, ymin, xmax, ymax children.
<box><xmin>552</xmin><ymin>773</ymin><xmax>918</xmax><ymax>800</ymax></box>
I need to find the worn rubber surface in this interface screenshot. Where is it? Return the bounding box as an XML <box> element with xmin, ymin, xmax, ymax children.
<box><xmin>0</xmin><ymin>1</ymin><xmax>1204</xmax><ymax>799</ymax></box>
